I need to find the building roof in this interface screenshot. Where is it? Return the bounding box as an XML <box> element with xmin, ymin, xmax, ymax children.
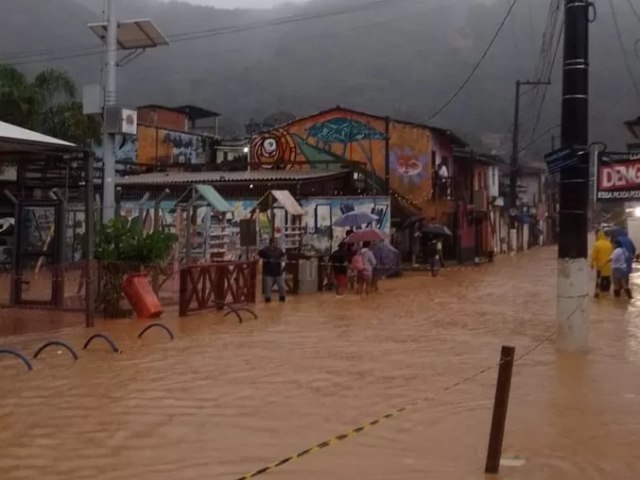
<box><xmin>137</xmin><ymin>104</ymin><xmax>189</xmax><ymax>116</ymax></box>
<box><xmin>115</xmin><ymin>169</ymin><xmax>349</xmax><ymax>186</ymax></box>
<box><xmin>194</xmin><ymin>184</ymin><xmax>231</xmax><ymax>212</ymax></box>
<box><xmin>453</xmin><ymin>147</ymin><xmax>504</xmax><ymax>165</ymax></box>
<box><xmin>253</xmin><ymin>190</ymin><xmax>305</xmax><ymax>216</ymax></box>
<box><xmin>278</xmin><ymin>106</ymin><xmax>468</xmax><ymax>147</ymax></box>
<box><xmin>138</xmin><ymin>104</ymin><xmax>220</xmax><ymax>120</ymax></box>
<box><xmin>0</xmin><ymin>121</ymin><xmax>80</xmax><ymax>156</ymax></box>
<box><xmin>174</xmin><ymin>105</ymin><xmax>221</xmax><ymax>120</ymax></box>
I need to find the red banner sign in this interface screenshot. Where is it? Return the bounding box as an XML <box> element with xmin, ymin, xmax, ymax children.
<box><xmin>596</xmin><ymin>152</ymin><xmax>640</xmax><ymax>201</ymax></box>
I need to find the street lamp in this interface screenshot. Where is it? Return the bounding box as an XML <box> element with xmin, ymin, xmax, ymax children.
<box><xmin>244</xmin><ymin>145</ymin><xmax>251</xmax><ymax>172</ymax></box>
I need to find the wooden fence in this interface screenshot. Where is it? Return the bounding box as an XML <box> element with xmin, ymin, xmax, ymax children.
<box><xmin>179</xmin><ymin>260</ymin><xmax>257</xmax><ymax>316</ymax></box>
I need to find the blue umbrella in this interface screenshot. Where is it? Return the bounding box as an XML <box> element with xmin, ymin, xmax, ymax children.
<box><xmin>371</xmin><ymin>242</ymin><xmax>401</xmax><ymax>277</ymax></box>
<box><xmin>333</xmin><ymin>211</ymin><xmax>378</xmax><ymax>228</ymax></box>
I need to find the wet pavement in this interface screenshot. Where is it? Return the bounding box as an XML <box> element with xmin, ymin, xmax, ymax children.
<box><xmin>1</xmin><ymin>246</ymin><xmax>639</xmax><ymax>479</ymax></box>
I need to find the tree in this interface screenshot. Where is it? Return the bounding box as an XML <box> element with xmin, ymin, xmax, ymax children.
<box><xmin>0</xmin><ymin>64</ymin><xmax>100</xmax><ymax>145</ymax></box>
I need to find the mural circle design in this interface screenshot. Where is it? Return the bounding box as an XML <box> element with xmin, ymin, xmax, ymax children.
<box><xmin>250</xmin><ymin>129</ymin><xmax>297</xmax><ymax>169</ymax></box>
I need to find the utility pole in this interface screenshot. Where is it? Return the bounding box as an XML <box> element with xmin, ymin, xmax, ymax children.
<box><xmin>509</xmin><ymin>79</ymin><xmax>551</xmax><ymax>252</ymax></box>
<box><xmin>102</xmin><ymin>0</ymin><xmax>118</xmax><ymax>221</ymax></box>
<box><xmin>557</xmin><ymin>0</ymin><xmax>590</xmax><ymax>351</ymax></box>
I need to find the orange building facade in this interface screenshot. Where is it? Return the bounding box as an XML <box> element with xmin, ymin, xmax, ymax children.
<box><xmin>250</xmin><ymin>107</ymin><xmax>460</xmax><ymax>218</ymax></box>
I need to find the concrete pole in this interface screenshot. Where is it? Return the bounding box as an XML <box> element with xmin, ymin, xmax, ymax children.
<box><xmin>509</xmin><ymin>80</ymin><xmax>521</xmax><ymax>254</ymax></box>
<box><xmin>509</xmin><ymin>80</ymin><xmax>550</xmax><ymax>253</ymax></box>
<box><xmin>102</xmin><ymin>0</ymin><xmax>118</xmax><ymax>222</ymax></box>
<box><xmin>557</xmin><ymin>0</ymin><xmax>590</xmax><ymax>352</ymax></box>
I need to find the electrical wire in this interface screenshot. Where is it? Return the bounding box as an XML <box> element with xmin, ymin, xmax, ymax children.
<box><xmin>427</xmin><ymin>0</ymin><xmax>520</xmax><ymax>121</ymax></box>
<box><xmin>625</xmin><ymin>0</ymin><xmax>640</xmax><ymax>24</ymax></box>
<box><xmin>528</xmin><ymin>20</ymin><xmax>563</xmax><ymax>144</ymax></box>
<box><xmin>532</xmin><ymin>0</ymin><xmax>560</xmax><ymax>84</ymax></box>
<box><xmin>609</xmin><ymin>0</ymin><xmax>640</xmax><ymax>99</ymax></box>
<box><xmin>506</xmin><ymin>0</ymin><xmax>526</xmax><ymax>76</ymax></box>
<box><xmin>0</xmin><ymin>0</ymin><xmax>422</xmax><ymax>66</ymax></box>
<box><xmin>519</xmin><ymin>123</ymin><xmax>560</xmax><ymax>154</ymax></box>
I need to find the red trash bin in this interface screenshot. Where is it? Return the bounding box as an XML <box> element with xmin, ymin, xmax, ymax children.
<box><xmin>121</xmin><ymin>272</ymin><xmax>163</xmax><ymax>319</ymax></box>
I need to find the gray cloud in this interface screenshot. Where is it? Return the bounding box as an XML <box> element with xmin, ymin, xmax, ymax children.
<box><xmin>171</xmin><ymin>0</ymin><xmax>307</xmax><ymax>8</ymax></box>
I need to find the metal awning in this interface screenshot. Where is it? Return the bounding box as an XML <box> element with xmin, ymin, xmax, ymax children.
<box><xmin>115</xmin><ymin>169</ymin><xmax>347</xmax><ymax>186</ymax></box>
<box><xmin>253</xmin><ymin>190</ymin><xmax>305</xmax><ymax>216</ymax></box>
<box><xmin>194</xmin><ymin>184</ymin><xmax>231</xmax><ymax>212</ymax></box>
<box><xmin>0</xmin><ymin>121</ymin><xmax>80</xmax><ymax>156</ymax></box>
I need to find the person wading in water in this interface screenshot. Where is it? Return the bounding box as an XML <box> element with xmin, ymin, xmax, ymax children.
<box><xmin>330</xmin><ymin>242</ymin><xmax>348</xmax><ymax>297</ymax></box>
<box><xmin>259</xmin><ymin>237</ymin><xmax>286</xmax><ymax>303</ymax></box>
<box><xmin>591</xmin><ymin>230</ymin><xmax>613</xmax><ymax>298</ymax></box>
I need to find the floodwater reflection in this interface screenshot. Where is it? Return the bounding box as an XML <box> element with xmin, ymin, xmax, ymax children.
<box><xmin>1</xmin><ymin>247</ymin><xmax>639</xmax><ymax>479</ymax></box>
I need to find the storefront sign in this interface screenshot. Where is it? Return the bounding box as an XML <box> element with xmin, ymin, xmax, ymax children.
<box><xmin>596</xmin><ymin>152</ymin><xmax>640</xmax><ymax>201</ymax></box>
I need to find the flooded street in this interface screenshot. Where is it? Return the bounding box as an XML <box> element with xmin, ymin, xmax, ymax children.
<box><xmin>1</xmin><ymin>246</ymin><xmax>640</xmax><ymax>479</ymax></box>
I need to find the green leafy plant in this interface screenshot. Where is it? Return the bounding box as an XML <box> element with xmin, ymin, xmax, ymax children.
<box><xmin>0</xmin><ymin>64</ymin><xmax>101</xmax><ymax>145</ymax></box>
<box><xmin>94</xmin><ymin>217</ymin><xmax>177</xmax><ymax>317</ymax></box>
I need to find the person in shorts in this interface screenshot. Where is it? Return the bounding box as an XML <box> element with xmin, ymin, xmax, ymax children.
<box><xmin>610</xmin><ymin>239</ymin><xmax>632</xmax><ymax>299</ymax></box>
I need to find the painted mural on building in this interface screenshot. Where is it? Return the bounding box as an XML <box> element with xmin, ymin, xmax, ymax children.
<box><xmin>250</xmin><ymin>107</ymin><xmax>453</xmax><ymax>212</ymax></box>
<box><xmin>94</xmin><ymin>126</ymin><xmax>210</xmax><ymax>168</ymax></box>
<box><xmin>120</xmin><ymin>196</ymin><xmax>390</xmax><ymax>258</ymax></box>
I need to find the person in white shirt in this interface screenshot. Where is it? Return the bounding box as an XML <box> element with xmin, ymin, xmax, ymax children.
<box><xmin>436</xmin><ymin>161</ymin><xmax>450</xmax><ymax>198</ymax></box>
<box><xmin>610</xmin><ymin>239</ymin><xmax>632</xmax><ymax>299</ymax></box>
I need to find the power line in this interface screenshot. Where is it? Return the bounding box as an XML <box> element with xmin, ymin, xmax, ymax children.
<box><xmin>427</xmin><ymin>0</ymin><xmax>520</xmax><ymax>120</ymax></box>
<box><xmin>609</xmin><ymin>0</ymin><xmax>640</xmax><ymax>99</ymax></box>
<box><xmin>519</xmin><ymin>123</ymin><xmax>560</xmax><ymax>154</ymax></box>
<box><xmin>1</xmin><ymin>0</ymin><xmax>421</xmax><ymax>66</ymax></box>
<box><xmin>532</xmin><ymin>0</ymin><xmax>560</xmax><ymax>83</ymax></box>
<box><xmin>528</xmin><ymin>20</ymin><xmax>563</xmax><ymax>144</ymax></box>
<box><xmin>506</xmin><ymin>0</ymin><xmax>526</xmax><ymax>76</ymax></box>
<box><xmin>625</xmin><ymin>0</ymin><xmax>640</xmax><ymax>24</ymax></box>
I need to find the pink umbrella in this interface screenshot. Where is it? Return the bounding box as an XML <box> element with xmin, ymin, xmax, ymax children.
<box><xmin>344</xmin><ymin>228</ymin><xmax>385</xmax><ymax>243</ymax></box>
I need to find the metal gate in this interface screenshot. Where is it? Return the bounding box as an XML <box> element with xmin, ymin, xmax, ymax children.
<box><xmin>11</xmin><ymin>200</ymin><xmax>65</xmax><ymax>307</ymax></box>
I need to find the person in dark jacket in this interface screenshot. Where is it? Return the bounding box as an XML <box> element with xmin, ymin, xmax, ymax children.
<box><xmin>259</xmin><ymin>237</ymin><xmax>286</xmax><ymax>303</ymax></box>
<box><xmin>330</xmin><ymin>242</ymin><xmax>349</xmax><ymax>296</ymax></box>
<box><xmin>344</xmin><ymin>229</ymin><xmax>356</xmax><ymax>290</ymax></box>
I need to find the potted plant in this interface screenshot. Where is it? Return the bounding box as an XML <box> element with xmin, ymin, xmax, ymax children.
<box><xmin>94</xmin><ymin>217</ymin><xmax>177</xmax><ymax>317</ymax></box>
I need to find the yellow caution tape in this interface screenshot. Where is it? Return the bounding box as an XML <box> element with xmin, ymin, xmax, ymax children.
<box><xmin>234</xmin><ymin>404</ymin><xmax>414</xmax><ymax>480</ymax></box>
<box><xmin>233</xmin><ymin>327</ymin><xmax>558</xmax><ymax>480</ymax></box>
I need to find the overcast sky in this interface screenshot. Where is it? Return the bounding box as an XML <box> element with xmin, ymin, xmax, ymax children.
<box><xmin>172</xmin><ymin>0</ymin><xmax>308</xmax><ymax>9</ymax></box>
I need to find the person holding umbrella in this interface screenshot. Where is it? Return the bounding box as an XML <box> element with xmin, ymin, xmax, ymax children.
<box><xmin>352</xmin><ymin>241</ymin><xmax>377</xmax><ymax>295</ymax></box>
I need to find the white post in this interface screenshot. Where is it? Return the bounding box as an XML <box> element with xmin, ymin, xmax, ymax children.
<box><xmin>556</xmin><ymin>258</ymin><xmax>590</xmax><ymax>351</ymax></box>
<box><xmin>556</xmin><ymin>0</ymin><xmax>590</xmax><ymax>352</ymax></box>
<box><xmin>509</xmin><ymin>227</ymin><xmax>517</xmax><ymax>254</ymax></box>
<box><xmin>102</xmin><ymin>0</ymin><xmax>118</xmax><ymax>222</ymax></box>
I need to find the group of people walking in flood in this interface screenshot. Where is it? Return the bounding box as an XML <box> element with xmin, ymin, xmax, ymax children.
<box><xmin>257</xmin><ymin>229</ymin><xmax>394</xmax><ymax>303</ymax></box>
<box><xmin>591</xmin><ymin>228</ymin><xmax>637</xmax><ymax>299</ymax></box>
<box><xmin>330</xmin><ymin>231</ymin><xmax>381</xmax><ymax>296</ymax></box>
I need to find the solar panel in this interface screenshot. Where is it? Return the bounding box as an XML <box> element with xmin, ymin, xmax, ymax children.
<box><xmin>88</xmin><ymin>19</ymin><xmax>169</xmax><ymax>50</ymax></box>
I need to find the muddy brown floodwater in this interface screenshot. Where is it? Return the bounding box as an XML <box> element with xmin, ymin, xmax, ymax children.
<box><xmin>1</xmin><ymin>247</ymin><xmax>640</xmax><ymax>480</ymax></box>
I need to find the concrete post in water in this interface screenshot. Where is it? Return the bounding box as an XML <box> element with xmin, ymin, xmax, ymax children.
<box><xmin>557</xmin><ymin>0</ymin><xmax>590</xmax><ymax>352</ymax></box>
<box><xmin>485</xmin><ymin>345</ymin><xmax>515</xmax><ymax>474</ymax></box>
<box><xmin>102</xmin><ymin>0</ymin><xmax>118</xmax><ymax>222</ymax></box>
